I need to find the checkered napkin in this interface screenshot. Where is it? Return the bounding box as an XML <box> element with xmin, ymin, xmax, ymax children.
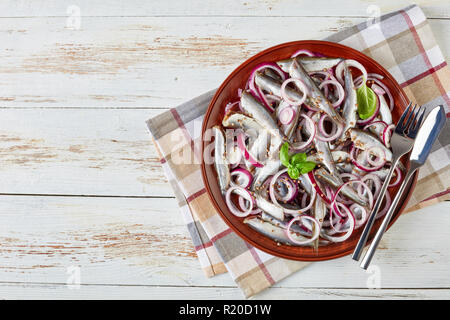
<box><xmin>146</xmin><ymin>4</ymin><xmax>450</xmax><ymax>298</ymax></box>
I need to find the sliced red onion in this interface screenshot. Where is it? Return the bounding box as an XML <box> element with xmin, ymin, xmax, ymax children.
<box><xmin>332</xmin><ymin>179</ymin><xmax>374</xmax><ymax>214</ymax></box>
<box><xmin>319</xmin><ymin>79</ymin><xmax>345</xmax><ymax>107</ymax></box>
<box><xmin>388</xmin><ymin>166</ymin><xmax>402</xmax><ymax>187</ymax></box>
<box><xmin>360</xmin><ymin>173</ymin><xmax>382</xmax><ymax>199</ymax></box>
<box><xmin>371</xmin><ymin>84</ymin><xmax>385</xmax><ymax>95</ymax></box>
<box><xmin>270</xmin><ymin>168</ymin><xmax>316</xmax><ymax>214</ymax></box>
<box><xmin>383</xmin><ymin>124</ymin><xmax>395</xmax><ymax>148</ymax></box>
<box><xmin>316</xmin><ymin>113</ymin><xmax>344</xmax><ymax>142</ymax></box>
<box><xmin>336</xmin><ymin>59</ymin><xmax>368</xmax><ymax>89</ymax></box>
<box><xmin>286</xmin><ymin>215</ymin><xmax>320</xmax><ymax>245</ymax></box>
<box><xmin>355</xmin><ymin>76</ymin><xmax>394</xmax><ymax>111</ymax></box>
<box><xmin>247</xmin><ymin>62</ymin><xmax>287</xmax><ymax>112</ymax></box>
<box><xmin>350</xmin><ymin>203</ymin><xmax>368</xmax><ymax>229</ymax></box>
<box><xmin>366</xmin><ymin>146</ymin><xmax>387</xmax><ymax>167</ymax></box>
<box><xmin>278</xmin><ymin>106</ymin><xmax>296</xmax><ymax>125</ymax></box>
<box><xmin>321</xmin><ymin>204</ymin><xmax>356</xmax><ymax>242</ymax></box>
<box><xmin>339</xmin><ymin>173</ymin><xmax>360</xmax><ymax>181</ymax></box>
<box><xmin>350</xmin><ymin>145</ymin><xmax>384</xmax><ymax>172</ymax></box>
<box><xmin>225</xmin><ymin>186</ymin><xmax>255</xmax><ymax>217</ymax></box>
<box><xmin>265</xmin><ymin>94</ymin><xmax>281</xmax><ymax>108</ymax></box>
<box><xmin>238</xmin><ymin>196</ymin><xmax>261</xmax><ymax>215</ymax></box>
<box><xmin>307</xmin><ymin>171</ymin><xmax>331</xmax><ymax>205</ymax></box>
<box><xmin>274</xmin><ymin>173</ymin><xmax>298</xmax><ymax>202</ymax></box>
<box><xmin>280</xmin><ymin>78</ymin><xmax>308</xmax><ymax>106</ymax></box>
<box><xmin>291</xmin><ymin>49</ymin><xmax>315</xmax><ymax>58</ymax></box>
<box><xmin>224</xmin><ymin>100</ymin><xmax>242</xmax><ymax>114</ymax></box>
<box><xmin>375</xmin><ymin>191</ymin><xmax>391</xmax><ymax>219</ymax></box>
<box><xmin>363</xmin><ymin>120</ymin><xmax>388</xmax><ymax>131</ymax></box>
<box><xmin>237</xmin><ymin>132</ymin><xmax>263</xmax><ymax>168</ymax></box>
<box><xmin>230</xmin><ymin>168</ymin><xmax>253</xmax><ymax>189</ymax></box>
<box><xmin>292</xmin><ymin>114</ymin><xmax>316</xmax><ymax>150</ymax></box>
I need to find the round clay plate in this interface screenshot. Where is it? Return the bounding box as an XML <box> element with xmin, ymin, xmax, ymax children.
<box><xmin>201</xmin><ymin>40</ymin><xmax>417</xmax><ymax>261</ymax></box>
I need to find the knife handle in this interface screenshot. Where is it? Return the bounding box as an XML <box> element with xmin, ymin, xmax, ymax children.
<box><xmin>360</xmin><ymin>166</ymin><xmax>418</xmax><ymax>269</ymax></box>
<box><xmin>351</xmin><ymin>156</ymin><xmax>400</xmax><ymax>261</ymax></box>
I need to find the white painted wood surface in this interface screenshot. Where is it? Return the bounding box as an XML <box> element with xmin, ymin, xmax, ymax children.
<box><xmin>0</xmin><ymin>0</ymin><xmax>449</xmax><ymax>299</ymax></box>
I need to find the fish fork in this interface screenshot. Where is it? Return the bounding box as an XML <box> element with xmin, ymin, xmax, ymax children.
<box><xmin>352</xmin><ymin>103</ymin><xmax>426</xmax><ymax>261</ymax></box>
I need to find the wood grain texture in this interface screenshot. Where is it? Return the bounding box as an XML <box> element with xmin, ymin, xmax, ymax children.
<box><xmin>1</xmin><ymin>283</ymin><xmax>449</xmax><ymax>300</ymax></box>
<box><xmin>0</xmin><ymin>0</ymin><xmax>449</xmax><ymax>18</ymax></box>
<box><xmin>0</xmin><ymin>16</ymin><xmax>448</xmax><ymax>107</ymax></box>
<box><xmin>0</xmin><ymin>108</ymin><xmax>171</xmax><ymax>196</ymax></box>
<box><xmin>0</xmin><ymin>196</ymin><xmax>448</xmax><ymax>292</ymax></box>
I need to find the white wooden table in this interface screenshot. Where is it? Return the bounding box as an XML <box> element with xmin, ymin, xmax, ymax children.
<box><xmin>0</xmin><ymin>0</ymin><xmax>449</xmax><ymax>300</ymax></box>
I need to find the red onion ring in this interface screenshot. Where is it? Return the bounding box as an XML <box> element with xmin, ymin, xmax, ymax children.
<box><xmin>278</xmin><ymin>106</ymin><xmax>296</xmax><ymax>125</ymax></box>
<box><xmin>270</xmin><ymin>168</ymin><xmax>316</xmax><ymax>214</ymax></box>
<box><xmin>286</xmin><ymin>215</ymin><xmax>320</xmax><ymax>245</ymax></box>
<box><xmin>316</xmin><ymin>113</ymin><xmax>344</xmax><ymax>142</ymax></box>
<box><xmin>274</xmin><ymin>173</ymin><xmax>298</xmax><ymax>202</ymax></box>
<box><xmin>350</xmin><ymin>203</ymin><xmax>368</xmax><ymax>228</ymax></box>
<box><xmin>366</xmin><ymin>146</ymin><xmax>387</xmax><ymax>167</ymax></box>
<box><xmin>321</xmin><ymin>204</ymin><xmax>356</xmax><ymax>242</ymax></box>
<box><xmin>224</xmin><ymin>101</ymin><xmax>242</xmax><ymax>114</ymax></box>
<box><xmin>247</xmin><ymin>62</ymin><xmax>287</xmax><ymax>112</ymax></box>
<box><xmin>336</xmin><ymin>59</ymin><xmax>368</xmax><ymax>89</ymax></box>
<box><xmin>225</xmin><ymin>186</ymin><xmax>255</xmax><ymax>217</ymax></box>
<box><xmin>350</xmin><ymin>145</ymin><xmax>384</xmax><ymax>172</ymax></box>
<box><xmin>388</xmin><ymin>166</ymin><xmax>402</xmax><ymax>187</ymax></box>
<box><xmin>291</xmin><ymin>49</ymin><xmax>315</xmax><ymax>58</ymax></box>
<box><xmin>230</xmin><ymin>168</ymin><xmax>253</xmax><ymax>189</ymax></box>
<box><xmin>319</xmin><ymin>79</ymin><xmax>345</xmax><ymax>107</ymax></box>
<box><xmin>238</xmin><ymin>196</ymin><xmax>262</xmax><ymax>215</ymax></box>
<box><xmin>292</xmin><ymin>114</ymin><xmax>316</xmax><ymax>150</ymax></box>
<box><xmin>280</xmin><ymin>78</ymin><xmax>308</xmax><ymax>106</ymax></box>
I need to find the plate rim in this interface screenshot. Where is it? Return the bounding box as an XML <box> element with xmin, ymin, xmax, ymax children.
<box><xmin>200</xmin><ymin>40</ymin><xmax>417</xmax><ymax>261</ymax></box>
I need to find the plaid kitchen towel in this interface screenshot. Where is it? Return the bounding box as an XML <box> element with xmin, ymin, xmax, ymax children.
<box><xmin>146</xmin><ymin>4</ymin><xmax>450</xmax><ymax>298</ymax></box>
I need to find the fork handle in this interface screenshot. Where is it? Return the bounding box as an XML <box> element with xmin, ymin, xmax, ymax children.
<box><xmin>360</xmin><ymin>167</ymin><xmax>417</xmax><ymax>269</ymax></box>
<box><xmin>351</xmin><ymin>156</ymin><xmax>401</xmax><ymax>261</ymax></box>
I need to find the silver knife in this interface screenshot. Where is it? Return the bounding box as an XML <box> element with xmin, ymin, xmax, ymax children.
<box><xmin>360</xmin><ymin>105</ymin><xmax>446</xmax><ymax>270</ymax></box>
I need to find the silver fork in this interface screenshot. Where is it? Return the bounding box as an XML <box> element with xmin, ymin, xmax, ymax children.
<box><xmin>352</xmin><ymin>103</ymin><xmax>426</xmax><ymax>261</ymax></box>
<box><xmin>360</xmin><ymin>105</ymin><xmax>444</xmax><ymax>269</ymax></box>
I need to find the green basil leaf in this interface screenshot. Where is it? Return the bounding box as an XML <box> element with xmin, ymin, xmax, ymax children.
<box><xmin>290</xmin><ymin>152</ymin><xmax>307</xmax><ymax>166</ymax></box>
<box><xmin>287</xmin><ymin>166</ymin><xmax>300</xmax><ymax>180</ymax></box>
<box><xmin>356</xmin><ymin>83</ymin><xmax>377</xmax><ymax>120</ymax></box>
<box><xmin>298</xmin><ymin>161</ymin><xmax>316</xmax><ymax>175</ymax></box>
<box><xmin>280</xmin><ymin>142</ymin><xmax>291</xmax><ymax>167</ymax></box>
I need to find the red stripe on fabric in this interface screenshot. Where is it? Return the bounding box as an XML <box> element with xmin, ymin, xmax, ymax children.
<box><xmin>170</xmin><ymin>108</ymin><xmax>196</xmax><ymax>153</ymax></box>
<box><xmin>210</xmin><ymin>228</ymin><xmax>233</xmax><ymax>243</ymax></box>
<box><xmin>186</xmin><ymin>188</ymin><xmax>207</xmax><ymax>203</ymax></box>
<box><xmin>160</xmin><ymin>157</ymin><xmax>167</xmax><ymax>164</ymax></box>
<box><xmin>400</xmin><ymin>61</ymin><xmax>447</xmax><ymax>88</ymax></box>
<box><xmin>422</xmin><ymin>189</ymin><xmax>450</xmax><ymax>202</ymax></box>
<box><xmin>244</xmin><ymin>242</ymin><xmax>275</xmax><ymax>285</ymax></box>
<box><xmin>401</xmin><ymin>11</ymin><xmax>450</xmax><ymax>107</ymax></box>
<box><xmin>194</xmin><ymin>241</ymin><xmax>214</xmax><ymax>252</ymax></box>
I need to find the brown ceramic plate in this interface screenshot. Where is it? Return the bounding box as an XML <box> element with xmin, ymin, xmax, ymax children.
<box><xmin>201</xmin><ymin>40</ymin><xmax>417</xmax><ymax>261</ymax></box>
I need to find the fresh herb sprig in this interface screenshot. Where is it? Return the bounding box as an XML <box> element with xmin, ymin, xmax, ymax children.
<box><xmin>280</xmin><ymin>142</ymin><xmax>316</xmax><ymax>179</ymax></box>
<box><xmin>356</xmin><ymin>82</ymin><xmax>377</xmax><ymax>120</ymax></box>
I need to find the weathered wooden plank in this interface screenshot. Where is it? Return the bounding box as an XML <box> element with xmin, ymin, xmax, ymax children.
<box><xmin>0</xmin><ymin>0</ymin><xmax>448</xmax><ymax>18</ymax></box>
<box><xmin>0</xmin><ymin>108</ymin><xmax>173</xmax><ymax>197</ymax></box>
<box><xmin>0</xmin><ymin>195</ymin><xmax>448</xmax><ymax>289</ymax></box>
<box><xmin>0</xmin><ymin>16</ymin><xmax>448</xmax><ymax>107</ymax></box>
<box><xmin>1</xmin><ymin>283</ymin><xmax>449</xmax><ymax>300</ymax></box>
